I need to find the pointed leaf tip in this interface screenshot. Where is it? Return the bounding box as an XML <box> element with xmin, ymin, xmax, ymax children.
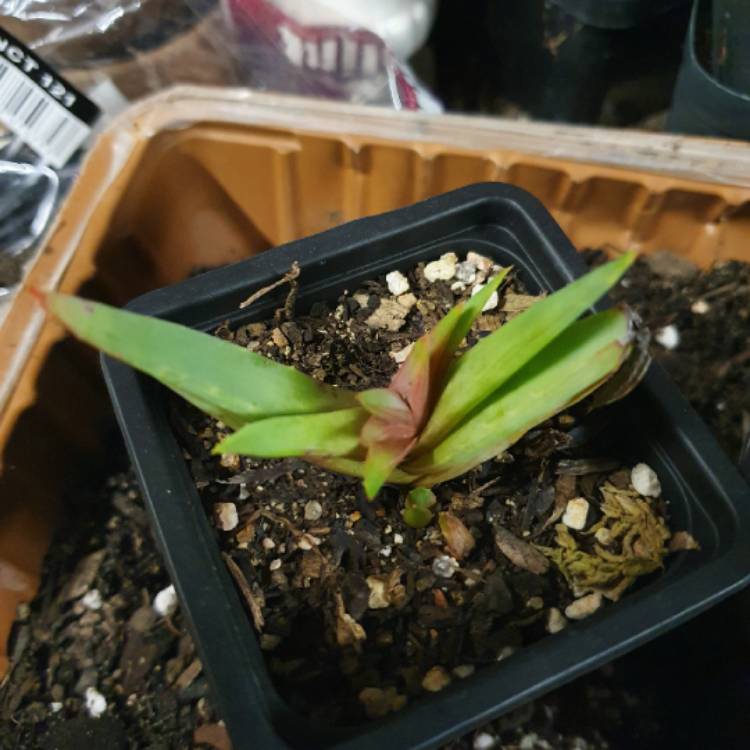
<box><xmin>362</xmin><ymin>435</ymin><xmax>416</xmax><ymax>499</ymax></box>
<box><xmin>29</xmin><ymin>287</ymin><xmax>48</xmax><ymax>309</ymax></box>
<box><xmin>406</xmin><ymin>308</ymin><xmax>631</xmax><ymax>484</ymax></box>
<box><xmin>214</xmin><ymin>407</ymin><xmax>367</xmax><ymax>459</ymax></box>
<box><xmin>389</xmin><ymin>267</ymin><xmax>511</xmax><ymax>429</ymax></box>
<box><xmin>417</xmin><ymin>254</ymin><xmax>637</xmax><ymax>450</ymax></box>
<box><xmin>44</xmin><ymin>292</ymin><xmax>358</xmax><ymax>430</ymax></box>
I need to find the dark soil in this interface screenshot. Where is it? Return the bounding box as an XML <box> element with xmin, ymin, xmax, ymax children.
<box><xmin>0</xmin><ymin>465</ymin><xmax>615</xmax><ymax>750</ymax></box>
<box><xmin>0</xmin><ymin>471</ymin><xmax>227</xmax><ymax>750</ymax></box>
<box><xmin>178</xmin><ymin>254</ymin><xmax>678</xmax><ymax>727</ymax></box>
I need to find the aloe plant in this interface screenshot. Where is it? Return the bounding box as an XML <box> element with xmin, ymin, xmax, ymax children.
<box><xmin>41</xmin><ymin>252</ymin><xmax>640</xmax><ymax>499</ymax></box>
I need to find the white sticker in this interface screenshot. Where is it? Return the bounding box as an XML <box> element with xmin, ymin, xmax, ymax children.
<box><xmin>0</xmin><ymin>57</ymin><xmax>92</xmax><ymax>169</ymax></box>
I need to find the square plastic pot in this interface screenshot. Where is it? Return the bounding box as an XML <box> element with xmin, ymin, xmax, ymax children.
<box><xmin>101</xmin><ymin>183</ymin><xmax>750</xmax><ymax>749</ymax></box>
<box><xmin>667</xmin><ymin>0</ymin><xmax>750</xmax><ymax>140</ymax></box>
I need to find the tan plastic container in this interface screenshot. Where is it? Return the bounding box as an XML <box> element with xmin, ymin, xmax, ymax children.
<box><xmin>3</xmin><ymin>87</ymin><xmax>750</xmax><ymax>675</ymax></box>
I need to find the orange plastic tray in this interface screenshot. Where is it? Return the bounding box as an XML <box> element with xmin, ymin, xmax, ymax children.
<box><xmin>2</xmin><ymin>87</ymin><xmax>750</xmax><ymax>675</ymax></box>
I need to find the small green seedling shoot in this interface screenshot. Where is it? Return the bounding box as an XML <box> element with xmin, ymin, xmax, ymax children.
<box><xmin>40</xmin><ymin>252</ymin><xmax>643</xmax><ymax>506</ymax></box>
<box><xmin>402</xmin><ymin>488</ymin><xmax>437</xmax><ymax>528</ymax></box>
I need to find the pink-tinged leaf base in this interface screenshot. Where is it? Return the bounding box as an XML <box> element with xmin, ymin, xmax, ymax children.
<box><xmin>362</xmin><ymin>437</ymin><xmax>416</xmax><ymax>499</ymax></box>
<box><xmin>359</xmin><ymin>390</ymin><xmax>418</xmax><ymax>499</ymax></box>
<box><xmin>390</xmin><ymin>269</ymin><xmax>509</xmax><ymax>430</ymax></box>
<box><xmin>358</xmin><ymin>269</ymin><xmax>510</xmax><ymax>497</ymax></box>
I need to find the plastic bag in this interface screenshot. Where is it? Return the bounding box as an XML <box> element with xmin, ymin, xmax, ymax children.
<box><xmin>0</xmin><ymin>138</ymin><xmax>63</xmax><ymax>301</ymax></box>
<box><xmin>0</xmin><ymin>1</ymin><xmax>243</xmax><ymax>107</ymax></box>
<box><xmin>1</xmin><ymin>1</ymin><xmax>438</xmax><ymax>109</ymax></box>
<box><xmin>0</xmin><ymin>0</ymin><xmax>438</xmax><ymax>305</ymax></box>
<box><xmin>0</xmin><ymin>1</ymin><xmax>241</xmax><ymax>303</ymax></box>
<box><xmin>226</xmin><ymin>0</ymin><xmax>440</xmax><ymax>110</ymax></box>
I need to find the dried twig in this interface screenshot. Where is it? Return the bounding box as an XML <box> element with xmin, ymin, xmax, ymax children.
<box><xmin>222</xmin><ymin>553</ymin><xmax>265</xmax><ymax>631</ymax></box>
<box><xmin>239</xmin><ymin>262</ymin><xmax>300</xmax><ymax>311</ymax></box>
<box><xmin>258</xmin><ymin>509</ymin><xmax>303</xmax><ymax>537</ymax></box>
<box><xmin>714</xmin><ymin>348</ymin><xmax>750</xmax><ymax>379</ymax></box>
<box><xmin>701</xmin><ymin>281</ymin><xmax>750</xmax><ymax>300</ymax></box>
<box><xmin>471</xmin><ymin>475</ymin><xmax>503</xmax><ymax>497</ymax></box>
<box><xmin>276</xmin><ymin>263</ymin><xmax>300</xmax><ymax>324</ymax></box>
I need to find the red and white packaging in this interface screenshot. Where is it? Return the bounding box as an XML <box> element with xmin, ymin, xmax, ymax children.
<box><xmin>224</xmin><ymin>0</ymin><xmax>440</xmax><ymax>110</ymax></box>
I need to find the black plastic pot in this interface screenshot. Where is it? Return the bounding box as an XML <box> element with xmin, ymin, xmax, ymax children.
<box><xmin>477</xmin><ymin>0</ymin><xmax>691</xmax><ymax>124</ymax></box>
<box><xmin>668</xmin><ymin>0</ymin><xmax>750</xmax><ymax>139</ymax></box>
<box><xmin>549</xmin><ymin>0</ymin><xmax>689</xmax><ymax>29</ymax></box>
<box><xmin>101</xmin><ymin>183</ymin><xmax>750</xmax><ymax>750</ymax></box>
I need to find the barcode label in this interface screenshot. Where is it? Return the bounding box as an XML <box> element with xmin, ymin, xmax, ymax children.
<box><xmin>0</xmin><ymin>26</ymin><xmax>99</xmax><ymax>169</ymax></box>
<box><xmin>0</xmin><ymin>57</ymin><xmax>91</xmax><ymax>168</ymax></box>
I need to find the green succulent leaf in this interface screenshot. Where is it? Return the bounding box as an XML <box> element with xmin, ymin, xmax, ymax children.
<box><xmin>357</xmin><ymin>388</ymin><xmax>412</xmax><ymax>421</ymax></box>
<box><xmin>45</xmin><ymin>292</ymin><xmax>357</xmax><ymax>429</ymax></box>
<box><xmin>391</xmin><ymin>268</ymin><xmax>509</xmax><ymax>427</ymax></box>
<box><xmin>439</xmin><ymin>269</ymin><xmax>510</xmax><ymax>357</ymax></box>
<box><xmin>358</xmin><ymin>269</ymin><xmax>509</xmax><ymax>499</ymax></box>
<box><xmin>362</xmin><ymin>438</ymin><xmax>416</xmax><ymax>500</ymax></box>
<box><xmin>417</xmin><ymin>252</ymin><xmax>636</xmax><ymax>450</ymax></box>
<box><xmin>359</xmin><ymin>411</ymin><xmax>417</xmax><ymax>499</ymax></box>
<box><xmin>214</xmin><ymin>407</ymin><xmax>368</xmax><ymax>458</ymax></box>
<box><xmin>406</xmin><ymin>308</ymin><xmax>632</xmax><ymax>484</ymax></box>
<box><xmin>307</xmin><ymin>455</ymin><xmax>417</xmax><ymax>485</ymax></box>
<box><xmin>583</xmin><ymin>313</ymin><xmax>651</xmax><ymax>412</ymax></box>
<box><xmin>41</xmin><ymin>254</ymin><xmax>641</xmax><ymax>503</ymax></box>
<box><xmin>402</xmin><ymin>487</ymin><xmax>437</xmax><ymax>528</ymax></box>
<box><xmin>358</xmin><ymin>389</ymin><xmax>418</xmax><ymax>499</ymax></box>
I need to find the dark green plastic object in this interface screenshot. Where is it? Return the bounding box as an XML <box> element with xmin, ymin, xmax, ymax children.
<box><xmin>668</xmin><ymin>0</ymin><xmax>750</xmax><ymax>139</ymax></box>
